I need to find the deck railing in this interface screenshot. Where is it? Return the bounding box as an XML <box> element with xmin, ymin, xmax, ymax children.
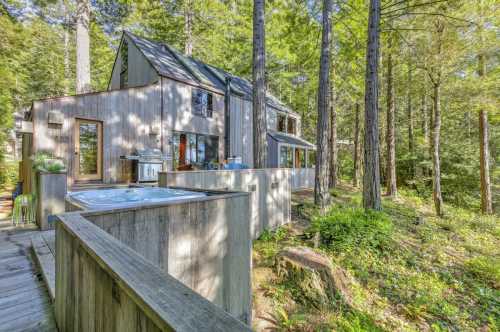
<box><xmin>55</xmin><ymin>212</ymin><xmax>252</xmax><ymax>332</ymax></box>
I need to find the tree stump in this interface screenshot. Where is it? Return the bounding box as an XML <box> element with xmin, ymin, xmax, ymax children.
<box><xmin>275</xmin><ymin>246</ymin><xmax>353</xmax><ymax>309</ymax></box>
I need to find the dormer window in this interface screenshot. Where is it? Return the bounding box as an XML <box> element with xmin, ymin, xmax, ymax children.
<box><xmin>120</xmin><ymin>41</ymin><xmax>128</xmax><ymax>88</ymax></box>
<box><xmin>192</xmin><ymin>89</ymin><xmax>213</xmax><ymax>118</ymax></box>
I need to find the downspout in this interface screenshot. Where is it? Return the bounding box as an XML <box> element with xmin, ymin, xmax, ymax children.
<box><xmin>160</xmin><ymin>78</ymin><xmax>166</xmax><ymax>170</ymax></box>
<box><xmin>224</xmin><ymin>77</ymin><xmax>232</xmax><ymax>160</ymax></box>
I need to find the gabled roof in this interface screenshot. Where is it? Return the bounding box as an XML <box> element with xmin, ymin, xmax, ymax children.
<box><xmin>268</xmin><ymin>131</ymin><xmax>316</xmax><ymax>149</ymax></box>
<box><xmin>124</xmin><ymin>31</ymin><xmax>297</xmax><ymax>115</ymax></box>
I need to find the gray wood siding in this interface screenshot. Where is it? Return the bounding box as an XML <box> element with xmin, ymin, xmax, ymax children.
<box><xmin>229</xmin><ymin>96</ymin><xmax>253</xmax><ymax>167</ymax></box>
<box><xmin>267</xmin><ymin>135</ymin><xmax>279</xmax><ymax>168</ymax></box>
<box><xmin>161</xmin><ymin>77</ymin><xmax>225</xmax><ymax>170</ymax></box>
<box><xmin>109</xmin><ymin>35</ymin><xmax>159</xmax><ymax>90</ymax></box>
<box><xmin>160</xmin><ymin>169</ymin><xmax>291</xmax><ymax>239</ymax></box>
<box><xmin>266</xmin><ymin>107</ymin><xmax>277</xmax><ymax>131</ymax></box>
<box><xmin>32</xmin><ymin>84</ymin><xmax>162</xmax><ymax>186</ymax></box>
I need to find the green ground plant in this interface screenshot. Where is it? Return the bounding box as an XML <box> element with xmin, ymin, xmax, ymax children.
<box><xmin>252</xmin><ymin>186</ymin><xmax>500</xmax><ymax>332</ymax></box>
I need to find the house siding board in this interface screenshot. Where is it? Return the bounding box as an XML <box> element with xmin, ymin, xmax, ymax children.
<box><xmin>32</xmin><ymin>84</ymin><xmax>162</xmax><ymax>186</ymax></box>
<box><xmin>161</xmin><ymin>77</ymin><xmax>225</xmax><ymax>170</ymax></box>
<box><xmin>267</xmin><ymin>135</ymin><xmax>279</xmax><ymax>168</ymax></box>
<box><xmin>229</xmin><ymin>96</ymin><xmax>253</xmax><ymax>167</ymax></box>
<box><xmin>109</xmin><ymin>34</ymin><xmax>159</xmax><ymax>90</ymax></box>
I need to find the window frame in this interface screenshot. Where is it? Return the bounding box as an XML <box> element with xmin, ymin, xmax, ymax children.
<box><xmin>192</xmin><ymin>89</ymin><xmax>214</xmax><ymax>118</ymax></box>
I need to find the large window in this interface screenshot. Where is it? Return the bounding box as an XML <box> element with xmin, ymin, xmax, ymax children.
<box><xmin>308</xmin><ymin>150</ymin><xmax>316</xmax><ymax>168</ymax></box>
<box><xmin>120</xmin><ymin>41</ymin><xmax>128</xmax><ymax>89</ymax></box>
<box><xmin>172</xmin><ymin>132</ymin><xmax>218</xmax><ymax>170</ymax></box>
<box><xmin>192</xmin><ymin>89</ymin><xmax>213</xmax><ymax>118</ymax></box>
<box><xmin>279</xmin><ymin>146</ymin><xmax>293</xmax><ymax>168</ymax></box>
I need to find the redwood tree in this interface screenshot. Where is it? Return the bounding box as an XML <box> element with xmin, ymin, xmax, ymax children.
<box><xmin>76</xmin><ymin>0</ymin><xmax>91</xmax><ymax>93</ymax></box>
<box><xmin>252</xmin><ymin>0</ymin><xmax>267</xmax><ymax>168</ymax></box>
<box><xmin>314</xmin><ymin>0</ymin><xmax>333</xmax><ymax>209</ymax></box>
<box><xmin>362</xmin><ymin>0</ymin><xmax>382</xmax><ymax>210</ymax></box>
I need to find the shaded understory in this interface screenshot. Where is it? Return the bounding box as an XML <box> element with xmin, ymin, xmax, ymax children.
<box><xmin>252</xmin><ymin>186</ymin><xmax>499</xmax><ymax>332</ymax></box>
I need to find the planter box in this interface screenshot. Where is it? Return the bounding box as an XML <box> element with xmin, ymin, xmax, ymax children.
<box><xmin>37</xmin><ymin>172</ymin><xmax>67</xmax><ymax>230</ymax></box>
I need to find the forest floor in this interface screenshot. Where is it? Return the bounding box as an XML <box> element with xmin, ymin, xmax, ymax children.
<box><xmin>252</xmin><ymin>185</ymin><xmax>499</xmax><ymax>332</ymax></box>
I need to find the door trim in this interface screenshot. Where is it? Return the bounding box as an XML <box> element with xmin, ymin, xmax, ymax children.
<box><xmin>75</xmin><ymin>118</ymin><xmax>103</xmax><ymax>181</ymax></box>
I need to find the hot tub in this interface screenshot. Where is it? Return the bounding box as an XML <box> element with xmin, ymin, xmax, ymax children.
<box><xmin>67</xmin><ymin>187</ymin><xmax>207</xmax><ymax>210</ymax></box>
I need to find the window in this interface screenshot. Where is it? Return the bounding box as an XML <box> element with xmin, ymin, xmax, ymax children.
<box><xmin>307</xmin><ymin>150</ymin><xmax>316</xmax><ymax>168</ymax></box>
<box><xmin>192</xmin><ymin>89</ymin><xmax>213</xmax><ymax>118</ymax></box>
<box><xmin>120</xmin><ymin>41</ymin><xmax>128</xmax><ymax>89</ymax></box>
<box><xmin>279</xmin><ymin>146</ymin><xmax>293</xmax><ymax>168</ymax></box>
<box><xmin>295</xmin><ymin>148</ymin><xmax>306</xmax><ymax>168</ymax></box>
<box><xmin>172</xmin><ymin>132</ymin><xmax>219</xmax><ymax>170</ymax></box>
<box><xmin>277</xmin><ymin>113</ymin><xmax>287</xmax><ymax>132</ymax></box>
<box><xmin>287</xmin><ymin>117</ymin><xmax>297</xmax><ymax>135</ymax></box>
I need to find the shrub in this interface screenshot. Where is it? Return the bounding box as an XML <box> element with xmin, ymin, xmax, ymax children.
<box><xmin>309</xmin><ymin>207</ymin><xmax>394</xmax><ymax>253</ymax></box>
<box><xmin>32</xmin><ymin>152</ymin><xmax>66</xmax><ymax>173</ymax></box>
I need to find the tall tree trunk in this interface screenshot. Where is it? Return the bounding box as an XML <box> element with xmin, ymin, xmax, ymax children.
<box><xmin>353</xmin><ymin>103</ymin><xmax>361</xmax><ymax>187</ymax></box>
<box><xmin>184</xmin><ymin>0</ymin><xmax>194</xmax><ymax>56</ymax></box>
<box><xmin>478</xmin><ymin>53</ymin><xmax>493</xmax><ymax>214</ymax></box>
<box><xmin>329</xmin><ymin>85</ymin><xmax>338</xmax><ymax>189</ymax></box>
<box><xmin>385</xmin><ymin>40</ymin><xmax>397</xmax><ymax>197</ymax></box>
<box><xmin>76</xmin><ymin>0</ymin><xmax>91</xmax><ymax>93</ymax></box>
<box><xmin>62</xmin><ymin>0</ymin><xmax>71</xmax><ymax>95</ymax></box>
<box><xmin>314</xmin><ymin>0</ymin><xmax>333</xmax><ymax>209</ymax></box>
<box><xmin>432</xmin><ymin>83</ymin><xmax>444</xmax><ymax>217</ymax></box>
<box><xmin>421</xmin><ymin>92</ymin><xmax>429</xmax><ymax>146</ymax></box>
<box><xmin>362</xmin><ymin>0</ymin><xmax>381</xmax><ymax>210</ymax></box>
<box><xmin>252</xmin><ymin>0</ymin><xmax>267</xmax><ymax>168</ymax></box>
<box><xmin>407</xmin><ymin>61</ymin><xmax>415</xmax><ymax>178</ymax></box>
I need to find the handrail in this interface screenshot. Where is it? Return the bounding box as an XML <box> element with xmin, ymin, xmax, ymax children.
<box><xmin>56</xmin><ymin>212</ymin><xmax>251</xmax><ymax>332</ymax></box>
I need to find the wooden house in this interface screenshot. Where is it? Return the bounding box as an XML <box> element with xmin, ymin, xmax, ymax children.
<box><xmin>20</xmin><ymin>31</ymin><xmax>315</xmax><ymax>188</ymax></box>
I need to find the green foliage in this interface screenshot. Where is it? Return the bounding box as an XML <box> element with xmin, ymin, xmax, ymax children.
<box><xmin>0</xmin><ymin>161</ymin><xmax>18</xmax><ymax>186</ymax></box>
<box><xmin>333</xmin><ymin>310</ymin><xmax>386</xmax><ymax>332</ymax></box>
<box><xmin>309</xmin><ymin>207</ymin><xmax>394</xmax><ymax>253</ymax></box>
<box><xmin>464</xmin><ymin>257</ymin><xmax>500</xmax><ymax>288</ymax></box>
<box><xmin>32</xmin><ymin>152</ymin><xmax>66</xmax><ymax>173</ymax></box>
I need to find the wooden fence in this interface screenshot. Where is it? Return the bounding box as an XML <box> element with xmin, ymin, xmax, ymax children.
<box><xmin>159</xmin><ymin>169</ymin><xmax>292</xmax><ymax>239</ymax></box>
<box><xmin>55</xmin><ymin>212</ymin><xmax>252</xmax><ymax>331</ymax></box>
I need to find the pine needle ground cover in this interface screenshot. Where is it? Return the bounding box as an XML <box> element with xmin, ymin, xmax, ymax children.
<box><xmin>252</xmin><ymin>186</ymin><xmax>499</xmax><ymax>331</ymax></box>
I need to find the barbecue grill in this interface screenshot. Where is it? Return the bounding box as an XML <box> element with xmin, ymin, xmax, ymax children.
<box><xmin>121</xmin><ymin>148</ymin><xmax>167</xmax><ymax>182</ymax></box>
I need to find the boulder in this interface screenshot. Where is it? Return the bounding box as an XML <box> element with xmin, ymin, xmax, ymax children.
<box><xmin>275</xmin><ymin>246</ymin><xmax>353</xmax><ymax>308</ymax></box>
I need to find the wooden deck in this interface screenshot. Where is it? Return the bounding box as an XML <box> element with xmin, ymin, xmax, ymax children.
<box><xmin>0</xmin><ymin>220</ymin><xmax>57</xmax><ymax>331</ymax></box>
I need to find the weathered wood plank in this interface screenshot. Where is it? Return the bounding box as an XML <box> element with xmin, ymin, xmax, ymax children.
<box><xmin>56</xmin><ymin>212</ymin><xmax>252</xmax><ymax>332</ymax></box>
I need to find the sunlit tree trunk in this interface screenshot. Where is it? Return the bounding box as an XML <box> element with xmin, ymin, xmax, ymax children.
<box><xmin>478</xmin><ymin>53</ymin><xmax>493</xmax><ymax>214</ymax></box>
<box><xmin>385</xmin><ymin>38</ymin><xmax>397</xmax><ymax>197</ymax></box>
<box><xmin>329</xmin><ymin>83</ymin><xmax>338</xmax><ymax>189</ymax></box>
<box><xmin>184</xmin><ymin>0</ymin><xmax>194</xmax><ymax>56</ymax></box>
<box><xmin>76</xmin><ymin>0</ymin><xmax>91</xmax><ymax>93</ymax></box>
<box><xmin>363</xmin><ymin>0</ymin><xmax>381</xmax><ymax>210</ymax></box>
<box><xmin>252</xmin><ymin>0</ymin><xmax>267</xmax><ymax>168</ymax></box>
<box><xmin>432</xmin><ymin>82</ymin><xmax>443</xmax><ymax>217</ymax></box>
<box><xmin>407</xmin><ymin>60</ymin><xmax>415</xmax><ymax>179</ymax></box>
<box><xmin>353</xmin><ymin>103</ymin><xmax>361</xmax><ymax>187</ymax></box>
<box><xmin>314</xmin><ymin>0</ymin><xmax>333</xmax><ymax>209</ymax></box>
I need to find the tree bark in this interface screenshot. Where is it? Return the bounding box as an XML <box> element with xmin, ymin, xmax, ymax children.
<box><xmin>362</xmin><ymin>0</ymin><xmax>381</xmax><ymax>210</ymax></box>
<box><xmin>329</xmin><ymin>85</ymin><xmax>338</xmax><ymax>189</ymax></box>
<box><xmin>407</xmin><ymin>61</ymin><xmax>415</xmax><ymax>179</ymax></box>
<box><xmin>314</xmin><ymin>0</ymin><xmax>333</xmax><ymax>209</ymax></box>
<box><xmin>252</xmin><ymin>0</ymin><xmax>267</xmax><ymax>168</ymax></box>
<box><xmin>478</xmin><ymin>52</ymin><xmax>493</xmax><ymax>214</ymax></box>
<box><xmin>76</xmin><ymin>0</ymin><xmax>91</xmax><ymax>93</ymax></box>
<box><xmin>432</xmin><ymin>83</ymin><xmax>444</xmax><ymax>217</ymax></box>
<box><xmin>353</xmin><ymin>103</ymin><xmax>361</xmax><ymax>188</ymax></box>
<box><xmin>184</xmin><ymin>0</ymin><xmax>194</xmax><ymax>56</ymax></box>
<box><xmin>385</xmin><ymin>40</ymin><xmax>397</xmax><ymax>197</ymax></box>
<box><xmin>421</xmin><ymin>92</ymin><xmax>429</xmax><ymax>147</ymax></box>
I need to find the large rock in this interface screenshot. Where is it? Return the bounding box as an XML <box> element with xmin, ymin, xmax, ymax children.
<box><xmin>275</xmin><ymin>246</ymin><xmax>353</xmax><ymax>308</ymax></box>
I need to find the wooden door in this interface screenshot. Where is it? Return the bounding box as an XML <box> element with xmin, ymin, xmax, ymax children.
<box><xmin>75</xmin><ymin>119</ymin><xmax>102</xmax><ymax>181</ymax></box>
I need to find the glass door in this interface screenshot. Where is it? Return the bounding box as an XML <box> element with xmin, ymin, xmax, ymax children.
<box><xmin>75</xmin><ymin>119</ymin><xmax>102</xmax><ymax>181</ymax></box>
